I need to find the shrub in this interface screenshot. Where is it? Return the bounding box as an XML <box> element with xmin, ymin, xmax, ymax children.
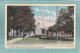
<box><xmin>40</xmin><ymin>36</ymin><xmax>56</xmax><ymax>40</ymax></box>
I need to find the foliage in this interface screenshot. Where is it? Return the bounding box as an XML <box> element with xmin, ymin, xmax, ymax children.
<box><xmin>57</xmin><ymin>6</ymin><xmax>74</xmax><ymax>37</ymax></box>
<box><xmin>48</xmin><ymin>6</ymin><xmax>74</xmax><ymax>37</ymax></box>
<box><xmin>48</xmin><ymin>25</ymin><xmax>56</xmax><ymax>32</ymax></box>
<box><xmin>7</xmin><ymin>6</ymin><xmax>35</xmax><ymax>38</ymax></box>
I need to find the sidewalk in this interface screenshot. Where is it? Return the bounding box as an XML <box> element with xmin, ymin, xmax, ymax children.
<box><xmin>7</xmin><ymin>38</ymin><xmax>22</xmax><ymax>44</ymax></box>
<box><xmin>7</xmin><ymin>35</ymin><xmax>29</xmax><ymax>44</ymax></box>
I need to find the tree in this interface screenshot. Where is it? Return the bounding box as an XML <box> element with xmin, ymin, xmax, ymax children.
<box><xmin>7</xmin><ymin>6</ymin><xmax>16</xmax><ymax>38</ymax></box>
<box><xmin>7</xmin><ymin>6</ymin><xmax>35</xmax><ymax>38</ymax></box>
<box><xmin>56</xmin><ymin>6</ymin><xmax>74</xmax><ymax>37</ymax></box>
<box><xmin>48</xmin><ymin>25</ymin><xmax>56</xmax><ymax>32</ymax></box>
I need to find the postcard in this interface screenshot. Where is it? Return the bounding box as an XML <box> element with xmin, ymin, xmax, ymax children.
<box><xmin>0</xmin><ymin>0</ymin><xmax>80</xmax><ymax>53</ymax></box>
<box><xmin>5</xmin><ymin>4</ymin><xmax>76</xmax><ymax>48</ymax></box>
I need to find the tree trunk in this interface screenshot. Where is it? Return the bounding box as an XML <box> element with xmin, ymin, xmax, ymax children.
<box><xmin>16</xmin><ymin>29</ymin><xmax>18</xmax><ymax>37</ymax></box>
<box><xmin>13</xmin><ymin>29</ymin><xmax>14</xmax><ymax>36</ymax></box>
<box><xmin>72</xmin><ymin>31</ymin><xmax>74</xmax><ymax>38</ymax></box>
<box><xmin>7</xmin><ymin>32</ymin><xmax>9</xmax><ymax>40</ymax></box>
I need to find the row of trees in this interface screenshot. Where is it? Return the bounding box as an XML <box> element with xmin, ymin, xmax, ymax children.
<box><xmin>48</xmin><ymin>6</ymin><xmax>74</xmax><ymax>37</ymax></box>
<box><xmin>7</xmin><ymin>6</ymin><xmax>35</xmax><ymax>39</ymax></box>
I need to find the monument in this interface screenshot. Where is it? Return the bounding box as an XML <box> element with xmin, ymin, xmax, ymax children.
<box><xmin>35</xmin><ymin>22</ymin><xmax>42</xmax><ymax>35</ymax></box>
<box><xmin>35</xmin><ymin>10</ymin><xmax>46</xmax><ymax>35</ymax></box>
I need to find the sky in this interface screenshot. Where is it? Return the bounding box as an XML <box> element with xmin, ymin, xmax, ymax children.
<box><xmin>31</xmin><ymin>6</ymin><xmax>68</xmax><ymax>28</ymax></box>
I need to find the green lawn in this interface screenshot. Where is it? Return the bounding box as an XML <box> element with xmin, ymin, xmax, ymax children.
<box><xmin>14</xmin><ymin>37</ymin><xmax>73</xmax><ymax>44</ymax></box>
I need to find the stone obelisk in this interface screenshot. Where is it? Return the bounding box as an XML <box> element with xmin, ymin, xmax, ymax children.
<box><xmin>42</xmin><ymin>10</ymin><xmax>45</xmax><ymax>28</ymax></box>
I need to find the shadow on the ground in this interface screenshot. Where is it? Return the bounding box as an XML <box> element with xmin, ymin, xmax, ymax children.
<box><xmin>29</xmin><ymin>35</ymin><xmax>73</xmax><ymax>41</ymax></box>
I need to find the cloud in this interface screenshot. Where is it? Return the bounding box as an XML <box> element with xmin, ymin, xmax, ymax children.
<box><xmin>35</xmin><ymin>16</ymin><xmax>56</xmax><ymax>28</ymax></box>
<box><xmin>34</xmin><ymin>16</ymin><xmax>56</xmax><ymax>23</ymax></box>
<box><xmin>44</xmin><ymin>22</ymin><xmax>55</xmax><ymax>27</ymax></box>
<box><xmin>34</xmin><ymin>16</ymin><xmax>56</xmax><ymax>20</ymax></box>
<box><xmin>35</xmin><ymin>8</ymin><xmax>39</xmax><ymax>12</ymax></box>
<box><xmin>45</xmin><ymin>9</ymin><xmax>50</xmax><ymax>14</ymax></box>
<box><xmin>52</xmin><ymin>11</ymin><xmax>56</xmax><ymax>17</ymax></box>
<box><xmin>45</xmin><ymin>20</ymin><xmax>55</xmax><ymax>23</ymax></box>
<box><xmin>35</xmin><ymin>20</ymin><xmax>55</xmax><ymax>28</ymax></box>
<box><xmin>44</xmin><ymin>16</ymin><xmax>56</xmax><ymax>21</ymax></box>
<box><xmin>34</xmin><ymin>16</ymin><xmax>42</xmax><ymax>20</ymax></box>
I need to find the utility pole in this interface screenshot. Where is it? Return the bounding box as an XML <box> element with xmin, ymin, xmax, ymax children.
<box><xmin>56</xmin><ymin>6</ymin><xmax>59</xmax><ymax>43</ymax></box>
<box><xmin>42</xmin><ymin>10</ymin><xmax>45</xmax><ymax>35</ymax></box>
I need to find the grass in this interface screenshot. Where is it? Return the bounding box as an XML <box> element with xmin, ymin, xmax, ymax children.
<box><xmin>40</xmin><ymin>35</ymin><xmax>73</xmax><ymax>41</ymax></box>
<box><xmin>14</xmin><ymin>38</ymin><xmax>56</xmax><ymax>44</ymax></box>
<box><xmin>14</xmin><ymin>37</ymin><xmax>73</xmax><ymax>44</ymax></box>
